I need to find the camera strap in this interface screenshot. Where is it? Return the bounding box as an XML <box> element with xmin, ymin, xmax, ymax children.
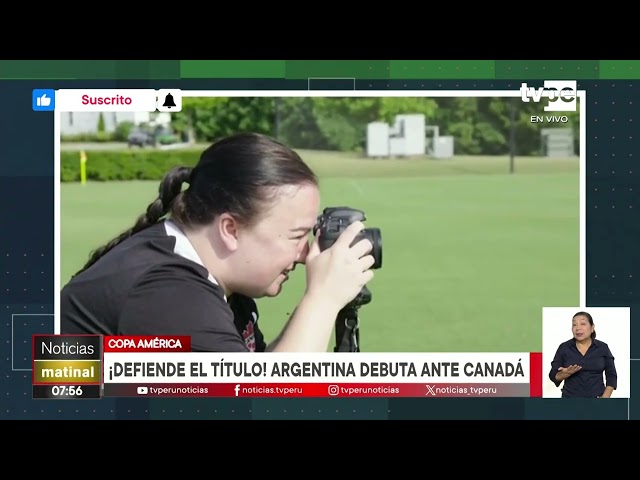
<box><xmin>334</xmin><ymin>311</ymin><xmax>360</xmax><ymax>353</ymax></box>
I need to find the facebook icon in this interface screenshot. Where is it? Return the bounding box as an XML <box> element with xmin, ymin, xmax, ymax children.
<box><xmin>32</xmin><ymin>89</ymin><xmax>56</xmax><ymax>111</ymax></box>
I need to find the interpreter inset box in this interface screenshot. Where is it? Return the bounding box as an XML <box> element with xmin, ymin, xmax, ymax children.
<box><xmin>542</xmin><ymin>307</ymin><xmax>630</xmax><ymax>399</ymax></box>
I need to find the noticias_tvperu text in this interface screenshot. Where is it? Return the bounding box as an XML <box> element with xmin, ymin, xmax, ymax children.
<box><xmin>54</xmin><ymin>89</ymin><xmax>181</xmax><ymax>112</ymax></box>
<box><xmin>101</xmin><ymin>352</ymin><xmax>530</xmax><ymax>384</ymax></box>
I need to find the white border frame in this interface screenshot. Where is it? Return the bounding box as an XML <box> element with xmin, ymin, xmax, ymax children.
<box><xmin>53</xmin><ymin>89</ymin><xmax>586</xmax><ymax>334</ymax></box>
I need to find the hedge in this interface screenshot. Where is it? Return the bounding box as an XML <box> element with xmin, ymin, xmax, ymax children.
<box><xmin>61</xmin><ymin>149</ymin><xmax>203</xmax><ymax>182</ymax></box>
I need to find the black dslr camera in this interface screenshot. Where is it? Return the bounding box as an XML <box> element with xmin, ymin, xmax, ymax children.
<box><xmin>314</xmin><ymin>206</ymin><xmax>382</xmax><ymax>309</ymax></box>
<box><xmin>314</xmin><ymin>207</ymin><xmax>382</xmax><ymax>352</ymax></box>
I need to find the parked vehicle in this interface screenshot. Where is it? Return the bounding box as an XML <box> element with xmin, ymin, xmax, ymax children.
<box><xmin>127</xmin><ymin>130</ymin><xmax>156</xmax><ymax>148</ymax></box>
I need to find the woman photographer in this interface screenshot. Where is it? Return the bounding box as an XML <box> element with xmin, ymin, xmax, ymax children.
<box><xmin>60</xmin><ymin>133</ymin><xmax>375</xmax><ymax>352</ymax></box>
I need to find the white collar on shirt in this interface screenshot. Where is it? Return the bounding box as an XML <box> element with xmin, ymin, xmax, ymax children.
<box><xmin>163</xmin><ymin>219</ymin><xmax>226</xmax><ymax>301</ymax></box>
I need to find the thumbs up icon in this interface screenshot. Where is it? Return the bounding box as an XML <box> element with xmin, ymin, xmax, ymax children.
<box><xmin>36</xmin><ymin>94</ymin><xmax>51</xmax><ymax>107</ymax></box>
<box><xmin>32</xmin><ymin>89</ymin><xmax>56</xmax><ymax>111</ymax></box>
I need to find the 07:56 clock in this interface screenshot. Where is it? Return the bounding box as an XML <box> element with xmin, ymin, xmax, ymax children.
<box><xmin>33</xmin><ymin>384</ymin><xmax>101</xmax><ymax>399</ymax></box>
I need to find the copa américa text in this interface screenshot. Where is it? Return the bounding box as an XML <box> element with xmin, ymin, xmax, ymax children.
<box><xmin>107</xmin><ymin>338</ymin><xmax>183</xmax><ymax>349</ymax></box>
<box><xmin>108</xmin><ymin>360</ymin><xmax>526</xmax><ymax>380</ymax></box>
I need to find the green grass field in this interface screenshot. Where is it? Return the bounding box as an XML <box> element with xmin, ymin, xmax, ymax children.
<box><xmin>61</xmin><ymin>152</ymin><xmax>580</xmax><ymax>353</ymax></box>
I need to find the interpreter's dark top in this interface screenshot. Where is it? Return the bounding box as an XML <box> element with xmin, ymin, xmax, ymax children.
<box><xmin>548</xmin><ymin>338</ymin><xmax>617</xmax><ymax>398</ymax></box>
<box><xmin>60</xmin><ymin>220</ymin><xmax>267</xmax><ymax>353</ymax></box>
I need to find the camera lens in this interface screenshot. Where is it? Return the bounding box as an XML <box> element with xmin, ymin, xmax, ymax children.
<box><xmin>364</xmin><ymin>228</ymin><xmax>382</xmax><ymax>269</ymax></box>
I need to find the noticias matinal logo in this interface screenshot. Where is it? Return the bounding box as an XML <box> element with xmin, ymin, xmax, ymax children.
<box><xmin>519</xmin><ymin>80</ymin><xmax>577</xmax><ymax>112</ymax></box>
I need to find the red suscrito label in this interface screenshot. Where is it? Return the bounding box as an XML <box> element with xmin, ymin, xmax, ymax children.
<box><xmin>103</xmin><ymin>336</ymin><xmax>191</xmax><ymax>352</ymax></box>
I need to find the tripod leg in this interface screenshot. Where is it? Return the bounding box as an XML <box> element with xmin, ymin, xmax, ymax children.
<box><xmin>334</xmin><ymin>309</ymin><xmax>360</xmax><ymax>352</ymax></box>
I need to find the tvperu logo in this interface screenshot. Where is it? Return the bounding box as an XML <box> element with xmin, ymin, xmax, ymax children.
<box><xmin>234</xmin><ymin>384</ymin><xmax>241</xmax><ymax>396</ymax></box>
<box><xmin>520</xmin><ymin>80</ymin><xmax>577</xmax><ymax>112</ymax></box>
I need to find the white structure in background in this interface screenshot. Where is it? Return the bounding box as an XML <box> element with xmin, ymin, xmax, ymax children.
<box><xmin>60</xmin><ymin>111</ymin><xmax>172</xmax><ymax>135</ymax></box>
<box><xmin>367</xmin><ymin>114</ymin><xmax>425</xmax><ymax>157</ymax></box>
<box><xmin>426</xmin><ymin>125</ymin><xmax>455</xmax><ymax>159</ymax></box>
<box><xmin>541</xmin><ymin>128</ymin><xmax>575</xmax><ymax>157</ymax></box>
<box><xmin>366</xmin><ymin>113</ymin><xmax>454</xmax><ymax>159</ymax></box>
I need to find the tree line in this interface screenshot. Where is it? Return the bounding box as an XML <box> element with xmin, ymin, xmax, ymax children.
<box><xmin>169</xmin><ymin>96</ymin><xmax>579</xmax><ymax>156</ymax></box>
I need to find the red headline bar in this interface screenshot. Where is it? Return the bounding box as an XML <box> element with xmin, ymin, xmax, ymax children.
<box><xmin>104</xmin><ymin>382</ymin><xmax>531</xmax><ymax>398</ymax></box>
<box><xmin>103</xmin><ymin>336</ymin><xmax>191</xmax><ymax>352</ymax></box>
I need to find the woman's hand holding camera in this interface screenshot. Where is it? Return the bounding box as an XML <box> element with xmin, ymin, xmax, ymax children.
<box><xmin>274</xmin><ymin>221</ymin><xmax>375</xmax><ymax>352</ymax></box>
<box><xmin>305</xmin><ymin>220</ymin><xmax>375</xmax><ymax>310</ymax></box>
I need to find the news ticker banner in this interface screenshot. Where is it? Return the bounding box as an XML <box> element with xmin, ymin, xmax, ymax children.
<box><xmin>31</xmin><ymin>335</ymin><xmax>543</xmax><ymax>399</ymax></box>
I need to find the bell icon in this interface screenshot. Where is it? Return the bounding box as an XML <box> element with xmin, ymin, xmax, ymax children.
<box><xmin>156</xmin><ymin>89</ymin><xmax>181</xmax><ymax>112</ymax></box>
<box><xmin>162</xmin><ymin>93</ymin><xmax>176</xmax><ymax>109</ymax></box>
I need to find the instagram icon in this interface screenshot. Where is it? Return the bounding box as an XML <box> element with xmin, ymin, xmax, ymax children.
<box><xmin>328</xmin><ymin>385</ymin><xmax>339</xmax><ymax>396</ymax></box>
